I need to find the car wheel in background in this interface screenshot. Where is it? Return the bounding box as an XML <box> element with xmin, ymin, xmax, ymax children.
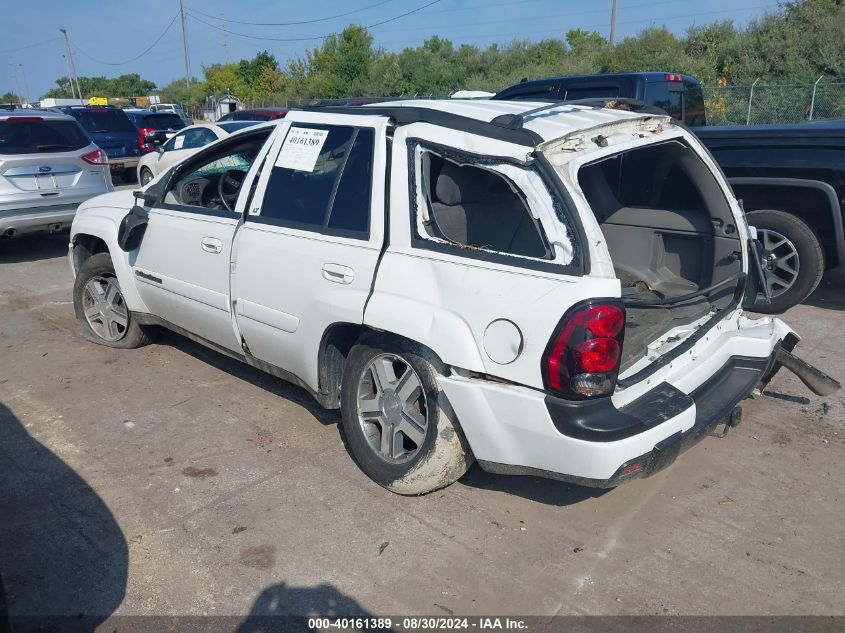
<box><xmin>746</xmin><ymin>209</ymin><xmax>824</xmax><ymax>314</ymax></box>
<box><xmin>339</xmin><ymin>335</ymin><xmax>474</xmax><ymax>495</ymax></box>
<box><xmin>139</xmin><ymin>167</ymin><xmax>154</xmax><ymax>186</ymax></box>
<box><xmin>73</xmin><ymin>253</ymin><xmax>158</xmax><ymax>349</ymax></box>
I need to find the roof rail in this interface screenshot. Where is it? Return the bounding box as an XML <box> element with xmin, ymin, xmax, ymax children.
<box><xmin>490</xmin><ymin>98</ymin><xmax>667</xmax><ymax>130</ymax></box>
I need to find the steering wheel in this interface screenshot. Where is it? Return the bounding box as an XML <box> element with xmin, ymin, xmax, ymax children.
<box><xmin>217</xmin><ymin>169</ymin><xmax>248</xmax><ymax>212</ymax></box>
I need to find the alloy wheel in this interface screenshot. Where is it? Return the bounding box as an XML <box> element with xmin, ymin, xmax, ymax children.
<box><xmin>356</xmin><ymin>354</ymin><xmax>428</xmax><ymax>463</ymax></box>
<box><xmin>758</xmin><ymin>227</ymin><xmax>800</xmax><ymax>298</ymax></box>
<box><xmin>82</xmin><ymin>275</ymin><xmax>129</xmax><ymax>342</ymax></box>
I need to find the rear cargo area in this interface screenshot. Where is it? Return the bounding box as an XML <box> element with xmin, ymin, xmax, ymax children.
<box><xmin>578</xmin><ymin>139</ymin><xmax>744</xmax><ymax>370</ymax></box>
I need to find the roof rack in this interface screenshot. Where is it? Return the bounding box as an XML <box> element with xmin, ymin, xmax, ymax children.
<box><xmin>490</xmin><ymin>98</ymin><xmax>667</xmax><ymax>130</ymax></box>
<box><xmin>299</xmin><ymin>104</ymin><xmax>544</xmax><ymax>147</ymax></box>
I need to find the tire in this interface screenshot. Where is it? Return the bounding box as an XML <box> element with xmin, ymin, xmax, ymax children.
<box><xmin>746</xmin><ymin>209</ymin><xmax>824</xmax><ymax>314</ymax></box>
<box><xmin>120</xmin><ymin>168</ymin><xmax>138</xmax><ymax>184</ymax></box>
<box><xmin>339</xmin><ymin>335</ymin><xmax>474</xmax><ymax>495</ymax></box>
<box><xmin>73</xmin><ymin>252</ymin><xmax>158</xmax><ymax>349</ymax></box>
<box><xmin>139</xmin><ymin>167</ymin><xmax>154</xmax><ymax>186</ymax></box>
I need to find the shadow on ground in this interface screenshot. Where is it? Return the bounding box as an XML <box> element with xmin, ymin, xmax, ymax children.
<box><xmin>804</xmin><ymin>267</ymin><xmax>845</xmax><ymax>311</ymax></box>
<box><xmin>0</xmin><ymin>233</ymin><xmax>69</xmax><ymax>265</ymax></box>
<box><xmin>459</xmin><ymin>464</ymin><xmax>609</xmax><ymax>506</ymax></box>
<box><xmin>0</xmin><ymin>402</ymin><xmax>127</xmax><ymax>629</ymax></box>
<box><xmin>235</xmin><ymin>582</ymin><xmax>377</xmax><ymax>633</ymax></box>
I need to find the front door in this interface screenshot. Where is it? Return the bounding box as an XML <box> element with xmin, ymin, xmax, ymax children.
<box><xmin>131</xmin><ymin>127</ymin><xmax>275</xmax><ymax>351</ymax></box>
<box><xmin>232</xmin><ymin>113</ymin><xmax>388</xmax><ymax>391</ymax></box>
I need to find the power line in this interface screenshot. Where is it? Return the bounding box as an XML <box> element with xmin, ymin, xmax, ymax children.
<box><xmin>185</xmin><ymin>0</ymin><xmax>442</xmax><ymax>43</ymax></box>
<box><xmin>187</xmin><ymin>0</ymin><xmax>397</xmax><ymax>27</ymax></box>
<box><xmin>70</xmin><ymin>12</ymin><xmax>180</xmax><ymax>66</ymax></box>
<box><xmin>0</xmin><ymin>37</ymin><xmax>62</xmax><ymax>55</ymax></box>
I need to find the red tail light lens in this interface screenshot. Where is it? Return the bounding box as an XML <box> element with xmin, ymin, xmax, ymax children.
<box><xmin>576</xmin><ymin>338</ymin><xmax>621</xmax><ymax>373</ymax></box>
<box><xmin>81</xmin><ymin>148</ymin><xmax>108</xmax><ymax>165</ymax></box>
<box><xmin>543</xmin><ymin>300</ymin><xmax>625</xmax><ymax>399</ymax></box>
<box><xmin>8</xmin><ymin>116</ymin><xmax>43</xmax><ymax>122</ymax></box>
<box><xmin>138</xmin><ymin>128</ymin><xmax>157</xmax><ymax>152</ymax></box>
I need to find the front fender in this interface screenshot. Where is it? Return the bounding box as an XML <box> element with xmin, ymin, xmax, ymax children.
<box><xmin>70</xmin><ymin>195</ymin><xmax>151</xmax><ymax>314</ymax></box>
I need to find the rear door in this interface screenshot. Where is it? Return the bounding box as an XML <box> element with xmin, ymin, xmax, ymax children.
<box><xmin>232</xmin><ymin>112</ymin><xmax>388</xmax><ymax>391</ymax></box>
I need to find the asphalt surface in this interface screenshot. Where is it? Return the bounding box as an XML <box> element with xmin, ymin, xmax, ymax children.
<box><xmin>1</xmin><ymin>220</ymin><xmax>843</xmax><ymax>621</ymax></box>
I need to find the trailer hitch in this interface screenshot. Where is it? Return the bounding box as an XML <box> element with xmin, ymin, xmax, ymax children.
<box><xmin>774</xmin><ymin>348</ymin><xmax>841</xmax><ymax>396</ymax></box>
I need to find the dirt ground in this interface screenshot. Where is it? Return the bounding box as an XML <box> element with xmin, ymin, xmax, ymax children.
<box><xmin>0</xmin><ymin>232</ymin><xmax>843</xmax><ymax>622</ymax></box>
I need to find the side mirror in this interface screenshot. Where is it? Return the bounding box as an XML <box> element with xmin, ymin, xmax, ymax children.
<box><xmin>156</xmin><ymin>146</ymin><xmax>165</xmax><ymax>154</ymax></box>
<box><xmin>133</xmin><ymin>188</ymin><xmax>158</xmax><ymax>205</ymax></box>
<box><xmin>117</xmin><ymin>204</ymin><xmax>149</xmax><ymax>252</ymax></box>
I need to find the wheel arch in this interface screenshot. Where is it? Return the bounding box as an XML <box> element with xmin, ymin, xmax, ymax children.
<box><xmin>70</xmin><ymin>216</ymin><xmax>150</xmax><ymax>314</ymax></box>
<box><xmin>728</xmin><ymin>177</ymin><xmax>843</xmax><ymax>268</ymax></box>
<box><xmin>317</xmin><ymin>322</ymin><xmax>452</xmax><ymax>409</ymax></box>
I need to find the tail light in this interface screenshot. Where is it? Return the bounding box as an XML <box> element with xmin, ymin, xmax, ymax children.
<box><xmin>138</xmin><ymin>128</ymin><xmax>157</xmax><ymax>152</ymax></box>
<box><xmin>543</xmin><ymin>300</ymin><xmax>625</xmax><ymax>399</ymax></box>
<box><xmin>81</xmin><ymin>148</ymin><xmax>109</xmax><ymax>165</ymax></box>
<box><xmin>664</xmin><ymin>73</ymin><xmax>684</xmax><ymax>82</ymax></box>
<box><xmin>8</xmin><ymin>116</ymin><xmax>43</xmax><ymax>122</ymax></box>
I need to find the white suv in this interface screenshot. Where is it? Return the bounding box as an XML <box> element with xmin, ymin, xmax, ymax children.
<box><xmin>68</xmin><ymin>100</ymin><xmax>839</xmax><ymax>494</ymax></box>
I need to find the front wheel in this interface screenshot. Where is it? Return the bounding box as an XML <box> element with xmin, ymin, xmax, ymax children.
<box><xmin>73</xmin><ymin>253</ymin><xmax>158</xmax><ymax>348</ymax></box>
<box><xmin>139</xmin><ymin>167</ymin><xmax>154</xmax><ymax>186</ymax></box>
<box><xmin>339</xmin><ymin>336</ymin><xmax>473</xmax><ymax>495</ymax></box>
<box><xmin>746</xmin><ymin>209</ymin><xmax>824</xmax><ymax>314</ymax></box>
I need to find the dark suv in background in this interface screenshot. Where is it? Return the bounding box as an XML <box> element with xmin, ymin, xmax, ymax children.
<box><xmin>493</xmin><ymin>71</ymin><xmax>707</xmax><ymax>127</ymax></box>
<box><xmin>124</xmin><ymin>110</ymin><xmax>187</xmax><ymax>154</ymax></box>
<box><xmin>57</xmin><ymin>106</ymin><xmax>141</xmax><ymax>183</ymax></box>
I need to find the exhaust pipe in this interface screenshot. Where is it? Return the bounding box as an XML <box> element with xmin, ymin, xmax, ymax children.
<box><xmin>775</xmin><ymin>348</ymin><xmax>841</xmax><ymax>396</ymax></box>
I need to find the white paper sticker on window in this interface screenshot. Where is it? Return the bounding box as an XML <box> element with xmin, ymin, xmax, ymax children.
<box><xmin>174</xmin><ymin>135</ymin><xmax>185</xmax><ymax>149</ymax></box>
<box><xmin>275</xmin><ymin>128</ymin><xmax>328</xmax><ymax>172</ymax></box>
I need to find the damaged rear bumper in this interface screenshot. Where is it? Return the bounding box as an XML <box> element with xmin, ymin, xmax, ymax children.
<box><xmin>438</xmin><ymin>314</ymin><xmax>839</xmax><ymax>488</ymax></box>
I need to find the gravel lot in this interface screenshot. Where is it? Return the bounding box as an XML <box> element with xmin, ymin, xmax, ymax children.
<box><xmin>1</xmin><ymin>221</ymin><xmax>843</xmax><ymax>621</ymax></box>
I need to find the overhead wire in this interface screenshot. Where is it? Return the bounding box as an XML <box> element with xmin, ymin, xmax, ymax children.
<box><xmin>70</xmin><ymin>12</ymin><xmax>180</xmax><ymax>66</ymax></box>
<box><xmin>0</xmin><ymin>37</ymin><xmax>63</xmax><ymax>55</ymax></box>
<box><xmin>185</xmin><ymin>0</ymin><xmax>442</xmax><ymax>43</ymax></box>
<box><xmin>187</xmin><ymin>0</ymin><xmax>397</xmax><ymax>27</ymax></box>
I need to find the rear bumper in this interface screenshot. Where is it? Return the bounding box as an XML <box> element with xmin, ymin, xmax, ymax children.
<box><xmin>108</xmin><ymin>157</ymin><xmax>139</xmax><ymax>170</ymax></box>
<box><xmin>0</xmin><ymin>203</ymin><xmax>83</xmax><ymax>237</ymax></box>
<box><xmin>438</xmin><ymin>313</ymin><xmax>795</xmax><ymax>487</ymax></box>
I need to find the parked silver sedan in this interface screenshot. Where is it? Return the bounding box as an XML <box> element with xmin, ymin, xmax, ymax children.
<box><xmin>0</xmin><ymin>109</ymin><xmax>113</xmax><ymax>238</ymax></box>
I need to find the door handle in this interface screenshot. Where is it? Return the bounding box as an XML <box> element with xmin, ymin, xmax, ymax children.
<box><xmin>200</xmin><ymin>237</ymin><xmax>223</xmax><ymax>254</ymax></box>
<box><xmin>321</xmin><ymin>263</ymin><xmax>354</xmax><ymax>284</ymax></box>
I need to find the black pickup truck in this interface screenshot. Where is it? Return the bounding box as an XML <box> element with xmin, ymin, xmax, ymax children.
<box><xmin>494</xmin><ymin>73</ymin><xmax>844</xmax><ymax>312</ymax></box>
<box><xmin>694</xmin><ymin>121</ymin><xmax>845</xmax><ymax>312</ymax></box>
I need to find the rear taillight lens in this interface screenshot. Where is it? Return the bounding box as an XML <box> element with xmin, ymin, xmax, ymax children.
<box><xmin>543</xmin><ymin>300</ymin><xmax>625</xmax><ymax>399</ymax></box>
<box><xmin>138</xmin><ymin>128</ymin><xmax>157</xmax><ymax>152</ymax></box>
<box><xmin>81</xmin><ymin>148</ymin><xmax>108</xmax><ymax>165</ymax></box>
<box><xmin>8</xmin><ymin>116</ymin><xmax>43</xmax><ymax>122</ymax></box>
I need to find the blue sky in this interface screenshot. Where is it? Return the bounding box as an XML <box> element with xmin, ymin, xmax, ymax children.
<box><xmin>5</xmin><ymin>0</ymin><xmax>781</xmax><ymax>99</ymax></box>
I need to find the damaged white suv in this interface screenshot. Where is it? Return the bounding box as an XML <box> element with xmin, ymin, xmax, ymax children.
<box><xmin>68</xmin><ymin>99</ymin><xmax>839</xmax><ymax>494</ymax></box>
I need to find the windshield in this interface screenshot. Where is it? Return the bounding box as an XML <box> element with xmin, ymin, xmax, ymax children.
<box><xmin>0</xmin><ymin>118</ymin><xmax>89</xmax><ymax>154</ymax></box>
<box><xmin>68</xmin><ymin>109</ymin><xmax>135</xmax><ymax>134</ymax></box>
<box><xmin>218</xmin><ymin>121</ymin><xmax>260</xmax><ymax>134</ymax></box>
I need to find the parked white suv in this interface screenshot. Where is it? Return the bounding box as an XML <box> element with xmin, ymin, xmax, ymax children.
<box><xmin>67</xmin><ymin>100</ymin><xmax>839</xmax><ymax>494</ymax></box>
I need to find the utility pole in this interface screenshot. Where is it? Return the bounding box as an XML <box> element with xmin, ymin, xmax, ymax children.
<box><xmin>610</xmin><ymin>0</ymin><xmax>618</xmax><ymax>46</ymax></box>
<box><xmin>9</xmin><ymin>63</ymin><xmax>23</xmax><ymax>104</ymax></box>
<box><xmin>18</xmin><ymin>63</ymin><xmax>31</xmax><ymax>105</ymax></box>
<box><xmin>221</xmin><ymin>15</ymin><xmax>228</xmax><ymax>61</ymax></box>
<box><xmin>62</xmin><ymin>55</ymin><xmax>78</xmax><ymax>101</ymax></box>
<box><xmin>59</xmin><ymin>28</ymin><xmax>84</xmax><ymax>104</ymax></box>
<box><xmin>179</xmin><ymin>0</ymin><xmax>191</xmax><ymax>91</ymax></box>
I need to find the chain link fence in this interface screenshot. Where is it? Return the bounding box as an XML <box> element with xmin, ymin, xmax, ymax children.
<box><xmin>705</xmin><ymin>81</ymin><xmax>845</xmax><ymax>125</ymax></box>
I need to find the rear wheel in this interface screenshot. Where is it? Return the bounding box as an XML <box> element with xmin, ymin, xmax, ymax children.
<box><xmin>746</xmin><ymin>209</ymin><xmax>824</xmax><ymax>314</ymax></box>
<box><xmin>339</xmin><ymin>336</ymin><xmax>473</xmax><ymax>495</ymax></box>
<box><xmin>73</xmin><ymin>253</ymin><xmax>157</xmax><ymax>349</ymax></box>
<box><xmin>139</xmin><ymin>167</ymin><xmax>154</xmax><ymax>186</ymax></box>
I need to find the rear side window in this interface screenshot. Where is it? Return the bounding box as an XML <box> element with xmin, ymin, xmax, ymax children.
<box><xmin>0</xmin><ymin>118</ymin><xmax>89</xmax><ymax>154</ymax></box>
<box><xmin>68</xmin><ymin>109</ymin><xmax>136</xmax><ymax>133</ymax></box>
<box><xmin>257</xmin><ymin>125</ymin><xmax>374</xmax><ymax>238</ymax></box>
<box><xmin>563</xmin><ymin>85</ymin><xmax>621</xmax><ymax>100</ymax></box>
<box><xmin>419</xmin><ymin>153</ymin><xmax>550</xmax><ymax>259</ymax></box>
<box><xmin>146</xmin><ymin>114</ymin><xmax>185</xmax><ymax>129</ymax></box>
